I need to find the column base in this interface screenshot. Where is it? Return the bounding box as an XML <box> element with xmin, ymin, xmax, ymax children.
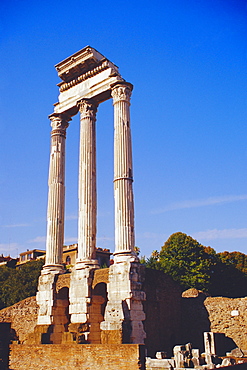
<box><xmin>75</xmin><ymin>259</ymin><xmax>99</xmax><ymax>270</ymax></box>
<box><xmin>41</xmin><ymin>264</ymin><xmax>65</xmax><ymax>275</ymax></box>
<box><xmin>113</xmin><ymin>252</ymin><xmax>139</xmax><ymax>264</ymax></box>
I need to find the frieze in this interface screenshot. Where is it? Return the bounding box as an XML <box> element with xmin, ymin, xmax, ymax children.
<box><xmin>58</xmin><ymin>59</ymin><xmax>111</xmax><ymax>93</ymax></box>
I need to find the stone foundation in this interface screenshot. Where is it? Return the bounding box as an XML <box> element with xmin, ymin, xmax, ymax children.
<box><xmin>5</xmin><ymin>271</ymin><xmax>247</xmax><ymax>361</ymax></box>
<box><xmin>9</xmin><ymin>344</ymin><xmax>145</xmax><ymax>370</ymax></box>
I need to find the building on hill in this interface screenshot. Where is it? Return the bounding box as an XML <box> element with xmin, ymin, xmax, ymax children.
<box><xmin>17</xmin><ymin>245</ymin><xmax>111</xmax><ymax>268</ymax></box>
<box><xmin>17</xmin><ymin>249</ymin><xmax>46</xmax><ymax>267</ymax></box>
<box><xmin>63</xmin><ymin>244</ymin><xmax>111</xmax><ymax>267</ymax></box>
<box><xmin>0</xmin><ymin>254</ymin><xmax>17</xmax><ymax>267</ymax></box>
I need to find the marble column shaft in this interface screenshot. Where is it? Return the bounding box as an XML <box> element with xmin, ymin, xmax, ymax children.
<box><xmin>44</xmin><ymin>113</ymin><xmax>70</xmax><ymax>270</ymax></box>
<box><xmin>112</xmin><ymin>82</ymin><xmax>135</xmax><ymax>256</ymax></box>
<box><xmin>77</xmin><ymin>99</ymin><xmax>98</xmax><ymax>264</ymax></box>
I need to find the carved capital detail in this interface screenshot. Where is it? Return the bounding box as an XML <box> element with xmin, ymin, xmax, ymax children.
<box><xmin>77</xmin><ymin>99</ymin><xmax>98</xmax><ymax>120</ymax></box>
<box><xmin>49</xmin><ymin>113</ymin><xmax>71</xmax><ymax>135</ymax></box>
<box><xmin>111</xmin><ymin>83</ymin><xmax>132</xmax><ymax>104</ymax></box>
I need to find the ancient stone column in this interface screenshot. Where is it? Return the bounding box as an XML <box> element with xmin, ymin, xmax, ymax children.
<box><xmin>112</xmin><ymin>82</ymin><xmax>135</xmax><ymax>260</ymax></box>
<box><xmin>76</xmin><ymin>99</ymin><xmax>99</xmax><ymax>268</ymax></box>
<box><xmin>69</xmin><ymin>99</ymin><xmax>99</xmax><ymax>331</ymax></box>
<box><xmin>101</xmin><ymin>82</ymin><xmax>146</xmax><ymax>344</ymax></box>
<box><xmin>43</xmin><ymin>113</ymin><xmax>71</xmax><ymax>274</ymax></box>
<box><xmin>37</xmin><ymin>113</ymin><xmax>70</xmax><ymax>327</ymax></box>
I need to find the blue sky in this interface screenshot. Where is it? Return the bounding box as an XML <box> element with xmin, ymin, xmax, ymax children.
<box><xmin>1</xmin><ymin>0</ymin><xmax>247</xmax><ymax>258</ymax></box>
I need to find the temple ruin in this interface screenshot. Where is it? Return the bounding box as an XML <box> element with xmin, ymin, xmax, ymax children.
<box><xmin>36</xmin><ymin>45</ymin><xmax>146</xmax><ymax>345</ymax></box>
<box><xmin>1</xmin><ymin>46</ymin><xmax>247</xmax><ymax>370</ymax></box>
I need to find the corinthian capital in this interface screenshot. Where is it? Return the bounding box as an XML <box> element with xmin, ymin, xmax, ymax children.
<box><xmin>77</xmin><ymin>99</ymin><xmax>98</xmax><ymax>120</ymax></box>
<box><xmin>111</xmin><ymin>82</ymin><xmax>133</xmax><ymax>104</ymax></box>
<box><xmin>49</xmin><ymin>113</ymin><xmax>71</xmax><ymax>132</ymax></box>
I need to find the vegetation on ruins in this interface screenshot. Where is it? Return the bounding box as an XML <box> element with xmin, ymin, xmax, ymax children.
<box><xmin>141</xmin><ymin>232</ymin><xmax>247</xmax><ymax>298</ymax></box>
<box><xmin>0</xmin><ymin>259</ymin><xmax>44</xmax><ymax>309</ymax></box>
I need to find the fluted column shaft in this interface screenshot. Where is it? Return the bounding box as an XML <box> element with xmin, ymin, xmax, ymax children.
<box><xmin>77</xmin><ymin>99</ymin><xmax>98</xmax><ymax>266</ymax></box>
<box><xmin>112</xmin><ymin>82</ymin><xmax>135</xmax><ymax>257</ymax></box>
<box><xmin>44</xmin><ymin>113</ymin><xmax>71</xmax><ymax>272</ymax></box>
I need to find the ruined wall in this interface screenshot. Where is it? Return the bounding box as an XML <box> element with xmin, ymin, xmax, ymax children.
<box><xmin>9</xmin><ymin>344</ymin><xmax>145</xmax><ymax>370</ymax></box>
<box><xmin>143</xmin><ymin>268</ymin><xmax>182</xmax><ymax>357</ymax></box>
<box><xmin>0</xmin><ymin>296</ymin><xmax>38</xmax><ymax>343</ymax></box>
<box><xmin>182</xmin><ymin>290</ymin><xmax>247</xmax><ymax>352</ymax></box>
<box><xmin>0</xmin><ymin>270</ymin><xmax>108</xmax><ymax>344</ymax></box>
<box><xmin>0</xmin><ymin>267</ymin><xmax>183</xmax><ymax>356</ymax></box>
<box><xmin>3</xmin><ymin>268</ymin><xmax>247</xmax><ymax>361</ymax></box>
<box><xmin>205</xmin><ymin>296</ymin><xmax>247</xmax><ymax>351</ymax></box>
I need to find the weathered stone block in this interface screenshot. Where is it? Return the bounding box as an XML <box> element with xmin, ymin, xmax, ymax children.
<box><xmin>101</xmin><ymin>330</ymin><xmax>122</xmax><ymax>344</ymax></box>
<box><xmin>9</xmin><ymin>343</ymin><xmax>145</xmax><ymax>370</ymax></box>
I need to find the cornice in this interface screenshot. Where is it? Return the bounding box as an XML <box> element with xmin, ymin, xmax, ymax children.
<box><xmin>55</xmin><ymin>46</ymin><xmax>109</xmax><ymax>80</ymax></box>
<box><xmin>58</xmin><ymin>59</ymin><xmax>115</xmax><ymax>93</ymax></box>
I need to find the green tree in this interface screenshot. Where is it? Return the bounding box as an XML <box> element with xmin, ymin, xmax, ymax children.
<box><xmin>141</xmin><ymin>250</ymin><xmax>162</xmax><ymax>270</ymax></box>
<box><xmin>210</xmin><ymin>255</ymin><xmax>247</xmax><ymax>297</ymax></box>
<box><xmin>0</xmin><ymin>259</ymin><xmax>44</xmax><ymax>309</ymax></box>
<box><xmin>158</xmin><ymin>232</ymin><xmax>217</xmax><ymax>292</ymax></box>
<box><xmin>142</xmin><ymin>232</ymin><xmax>247</xmax><ymax>297</ymax></box>
<box><xmin>0</xmin><ymin>266</ymin><xmax>13</xmax><ymax>309</ymax></box>
<box><xmin>217</xmin><ymin>251</ymin><xmax>247</xmax><ymax>274</ymax></box>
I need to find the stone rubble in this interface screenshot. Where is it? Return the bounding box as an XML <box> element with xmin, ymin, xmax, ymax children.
<box><xmin>146</xmin><ymin>332</ymin><xmax>246</xmax><ymax>370</ymax></box>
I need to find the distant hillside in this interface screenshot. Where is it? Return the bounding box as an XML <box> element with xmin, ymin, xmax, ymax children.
<box><xmin>0</xmin><ymin>259</ymin><xmax>44</xmax><ymax>309</ymax></box>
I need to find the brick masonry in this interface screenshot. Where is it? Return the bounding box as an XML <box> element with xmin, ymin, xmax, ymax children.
<box><xmin>182</xmin><ymin>290</ymin><xmax>247</xmax><ymax>352</ymax></box>
<box><xmin>0</xmin><ymin>297</ymin><xmax>38</xmax><ymax>343</ymax></box>
<box><xmin>9</xmin><ymin>344</ymin><xmax>145</xmax><ymax>370</ymax></box>
<box><xmin>204</xmin><ymin>296</ymin><xmax>247</xmax><ymax>351</ymax></box>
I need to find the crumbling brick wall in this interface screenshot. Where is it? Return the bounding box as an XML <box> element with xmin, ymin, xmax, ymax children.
<box><xmin>0</xmin><ymin>296</ymin><xmax>38</xmax><ymax>343</ymax></box>
<box><xmin>204</xmin><ymin>296</ymin><xmax>247</xmax><ymax>351</ymax></box>
<box><xmin>182</xmin><ymin>289</ymin><xmax>247</xmax><ymax>352</ymax></box>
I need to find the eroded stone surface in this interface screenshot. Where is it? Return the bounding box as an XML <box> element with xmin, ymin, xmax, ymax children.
<box><xmin>0</xmin><ymin>297</ymin><xmax>38</xmax><ymax>343</ymax></box>
<box><xmin>101</xmin><ymin>258</ymin><xmax>146</xmax><ymax>344</ymax></box>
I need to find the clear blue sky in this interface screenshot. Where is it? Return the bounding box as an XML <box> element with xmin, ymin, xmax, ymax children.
<box><xmin>1</xmin><ymin>0</ymin><xmax>247</xmax><ymax>258</ymax></box>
